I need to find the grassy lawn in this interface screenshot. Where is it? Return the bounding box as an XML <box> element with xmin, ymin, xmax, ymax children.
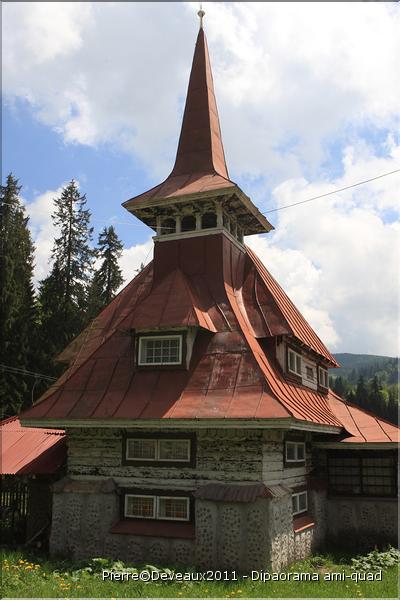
<box><xmin>1</xmin><ymin>547</ymin><xmax>399</xmax><ymax>598</ymax></box>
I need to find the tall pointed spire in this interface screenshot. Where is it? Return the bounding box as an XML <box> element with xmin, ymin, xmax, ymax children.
<box><xmin>170</xmin><ymin>24</ymin><xmax>229</xmax><ymax>178</ymax></box>
<box><xmin>123</xmin><ymin>14</ymin><xmax>273</xmax><ymax>238</ymax></box>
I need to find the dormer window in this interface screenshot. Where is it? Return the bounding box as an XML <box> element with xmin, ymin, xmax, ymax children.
<box><xmin>138</xmin><ymin>334</ymin><xmax>183</xmax><ymax>366</ymax></box>
<box><xmin>288</xmin><ymin>348</ymin><xmax>302</xmax><ymax>376</ymax></box>
<box><xmin>318</xmin><ymin>367</ymin><xmax>329</xmax><ymax>389</ymax></box>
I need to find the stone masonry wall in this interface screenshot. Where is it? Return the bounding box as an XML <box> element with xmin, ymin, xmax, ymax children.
<box><xmin>326</xmin><ymin>497</ymin><xmax>398</xmax><ymax>551</ymax></box>
<box><xmin>195</xmin><ymin>497</ymin><xmax>270</xmax><ymax>572</ymax></box>
<box><xmin>50</xmin><ymin>480</ymin><xmax>194</xmax><ymax>564</ymax></box>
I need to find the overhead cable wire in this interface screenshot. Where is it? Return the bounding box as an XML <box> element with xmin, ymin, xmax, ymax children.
<box><xmin>262</xmin><ymin>168</ymin><xmax>400</xmax><ymax>215</ymax></box>
<box><xmin>0</xmin><ymin>364</ymin><xmax>56</xmax><ymax>381</ymax></box>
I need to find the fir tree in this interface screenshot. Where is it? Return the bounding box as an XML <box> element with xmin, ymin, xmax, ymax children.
<box><xmin>354</xmin><ymin>375</ymin><xmax>368</xmax><ymax>408</ymax></box>
<box><xmin>37</xmin><ymin>180</ymin><xmax>95</xmax><ymax>362</ymax></box>
<box><xmin>368</xmin><ymin>375</ymin><xmax>385</xmax><ymax>416</ymax></box>
<box><xmin>332</xmin><ymin>376</ymin><xmax>347</xmax><ymax>398</ymax></box>
<box><xmin>0</xmin><ymin>174</ymin><xmax>36</xmax><ymax>416</ymax></box>
<box><xmin>387</xmin><ymin>386</ymin><xmax>398</xmax><ymax>425</ymax></box>
<box><xmin>87</xmin><ymin>226</ymin><xmax>124</xmax><ymax>319</ymax></box>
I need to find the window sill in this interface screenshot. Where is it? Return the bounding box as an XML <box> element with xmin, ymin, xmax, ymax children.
<box><xmin>293</xmin><ymin>514</ymin><xmax>315</xmax><ymax>533</ymax></box>
<box><xmin>110</xmin><ymin>520</ymin><xmax>195</xmax><ymax>539</ymax></box>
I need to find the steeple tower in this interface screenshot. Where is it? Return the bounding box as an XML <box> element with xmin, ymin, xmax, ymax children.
<box><xmin>170</xmin><ymin>25</ymin><xmax>228</xmax><ymax>179</ymax></box>
<box><xmin>123</xmin><ymin>15</ymin><xmax>273</xmax><ymax>243</ymax></box>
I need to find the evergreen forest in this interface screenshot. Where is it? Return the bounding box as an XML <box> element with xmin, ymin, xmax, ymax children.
<box><xmin>0</xmin><ymin>173</ymin><xmax>398</xmax><ymax>426</ymax></box>
<box><xmin>0</xmin><ymin>174</ymin><xmax>124</xmax><ymax>417</ymax></box>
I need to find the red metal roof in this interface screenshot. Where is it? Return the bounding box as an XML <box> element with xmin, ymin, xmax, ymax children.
<box><xmin>328</xmin><ymin>392</ymin><xmax>399</xmax><ymax>443</ymax></box>
<box><xmin>20</xmin><ymin>233</ymin><xmax>399</xmax><ymax>444</ymax></box>
<box><xmin>247</xmin><ymin>246</ymin><xmax>339</xmax><ymax>366</ymax></box>
<box><xmin>170</xmin><ymin>27</ymin><xmax>229</xmax><ymax>179</ymax></box>
<box><xmin>1</xmin><ymin>416</ymin><xmax>66</xmax><ymax>475</ymax></box>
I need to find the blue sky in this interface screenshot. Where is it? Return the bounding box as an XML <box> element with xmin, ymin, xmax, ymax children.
<box><xmin>3</xmin><ymin>100</ymin><xmax>152</xmax><ymax>247</ymax></box>
<box><xmin>2</xmin><ymin>2</ymin><xmax>400</xmax><ymax>355</ymax></box>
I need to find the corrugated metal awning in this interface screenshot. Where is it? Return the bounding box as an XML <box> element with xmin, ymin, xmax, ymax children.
<box><xmin>1</xmin><ymin>416</ymin><xmax>66</xmax><ymax>475</ymax></box>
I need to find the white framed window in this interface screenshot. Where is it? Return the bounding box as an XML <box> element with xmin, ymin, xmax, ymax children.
<box><xmin>126</xmin><ymin>438</ymin><xmax>191</xmax><ymax>463</ymax></box>
<box><xmin>126</xmin><ymin>438</ymin><xmax>157</xmax><ymax>461</ymax></box>
<box><xmin>292</xmin><ymin>490</ymin><xmax>308</xmax><ymax>516</ymax></box>
<box><xmin>138</xmin><ymin>335</ymin><xmax>183</xmax><ymax>366</ymax></box>
<box><xmin>125</xmin><ymin>494</ymin><xmax>156</xmax><ymax>519</ymax></box>
<box><xmin>288</xmin><ymin>348</ymin><xmax>302</xmax><ymax>376</ymax></box>
<box><xmin>157</xmin><ymin>496</ymin><xmax>190</xmax><ymax>521</ymax></box>
<box><xmin>158</xmin><ymin>439</ymin><xmax>190</xmax><ymax>461</ymax></box>
<box><xmin>285</xmin><ymin>441</ymin><xmax>306</xmax><ymax>463</ymax></box>
<box><xmin>318</xmin><ymin>367</ymin><xmax>329</xmax><ymax>389</ymax></box>
<box><xmin>124</xmin><ymin>494</ymin><xmax>190</xmax><ymax>521</ymax></box>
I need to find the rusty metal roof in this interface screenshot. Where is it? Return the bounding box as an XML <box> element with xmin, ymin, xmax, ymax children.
<box><xmin>20</xmin><ymin>233</ymin><xmax>399</xmax><ymax>444</ymax></box>
<box><xmin>171</xmin><ymin>27</ymin><xmax>229</xmax><ymax>179</ymax></box>
<box><xmin>328</xmin><ymin>392</ymin><xmax>399</xmax><ymax>443</ymax></box>
<box><xmin>123</xmin><ymin>27</ymin><xmax>234</xmax><ymax>211</ymax></box>
<box><xmin>1</xmin><ymin>416</ymin><xmax>66</xmax><ymax>475</ymax></box>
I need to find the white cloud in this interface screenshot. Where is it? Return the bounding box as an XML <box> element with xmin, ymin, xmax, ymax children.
<box><xmin>24</xmin><ymin>187</ymin><xmax>61</xmax><ymax>283</ymax></box>
<box><xmin>3</xmin><ymin>2</ymin><xmax>400</xmax><ymax>180</ymax></box>
<box><xmin>4</xmin><ymin>3</ymin><xmax>400</xmax><ymax>355</ymax></box>
<box><xmin>119</xmin><ymin>239</ymin><xmax>153</xmax><ymax>285</ymax></box>
<box><xmin>247</xmin><ymin>138</ymin><xmax>400</xmax><ymax>356</ymax></box>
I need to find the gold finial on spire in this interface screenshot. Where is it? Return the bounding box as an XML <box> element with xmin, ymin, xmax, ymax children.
<box><xmin>197</xmin><ymin>3</ymin><xmax>205</xmax><ymax>29</ymax></box>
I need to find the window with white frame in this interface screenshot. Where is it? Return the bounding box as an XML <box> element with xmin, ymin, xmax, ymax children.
<box><xmin>318</xmin><ymin>367</ymin><xmax>329</xmax><ymax>389</ymax></box>
<box><xmin>124</xmin><ymin>494</ymin><xmax>190</xmax><ymax>521</ymax></box>
<box><xmin>292</xmin><ymin>490</ymin><xmax>308</xmax><ymax>516</ymax></box>
<box><xmin>125</xmin><ymin>495</ymin><xmax>156</xmax><ymax>519</ymax></box>
<box><xmin>285</xmin><ymin>440</ymin><xmax>306</xmax><ymax>463</ymax></box>
<box><xmin>288</xmin><ymin>348</ymin><xmax>302</xmax><ymax>376</ymax></box>
<box><xmin>125</xmin><ymin>437</ymin><xmax>191</xmax><ymax>463</ymax></box>
<box><xmin>138</xmin><ymin>335</ymin><xmax>183</xmax><ymax>366</ymax></box>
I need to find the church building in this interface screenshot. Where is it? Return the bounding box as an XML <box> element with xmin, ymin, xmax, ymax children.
<box><xmin>21</xmin><ymin>13</ymin><xmax>398</xmax><ymax>571</ymax></box>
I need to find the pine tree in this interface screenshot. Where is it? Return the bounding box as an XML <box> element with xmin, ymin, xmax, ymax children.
<box><xmin>386</xmin><ymin>386</ymin><xmax>398</xmax><ymax>425</ymax></box>
<box><xmin>332</xmin><ymin>376</ymin><xmax>347</xmax><ymax>398</ymax></box>
<box><xmin>0</xmin><ymin>174</ymin><xmax>36</xmax><ymax>416</ymax></box>
<box><xmin>354</xmin><ymin>375</ymin><xmax>368</xmax><ymax>408</ymax></box>
<box><xmin>367</xmin><ymin>375</ymin><xmax>385</xmax><ymax>417</ymax></box>
<box><xmin>87</xmin><ymin>226</ymin><xmax>124</xmax><ymax>319</ymax></box>
<box><xmin>37</xmin><ymin>180</ymin><xmax>95</xmax><ymax>362</ymax></box>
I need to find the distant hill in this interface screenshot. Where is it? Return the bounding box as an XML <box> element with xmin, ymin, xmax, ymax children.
<box><xmin>332</xmin><ymin>353</ymin><xmax>399</xmax><ymax>385</ymax></box>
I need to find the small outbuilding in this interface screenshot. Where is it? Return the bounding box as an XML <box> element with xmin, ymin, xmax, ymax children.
<box><xmin>1</xmin><ymin>416</ymin><xmax>66</xmax><ymax>545</ymax></box>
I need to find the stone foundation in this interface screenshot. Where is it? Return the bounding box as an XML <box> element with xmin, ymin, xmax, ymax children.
<box><xmin>326</xmin><ymin>497</ymin><xmax>398</xmax><ymax>551</ymax></box>
<box><xmin>48</xmin><ymin>477</ymin><xmax>398</xmax><ymax>569</ymax></box>
<box><xmin>50</xmin><ymin>477</ymin><xmax>317</xmax><ymax>570</ymax></box>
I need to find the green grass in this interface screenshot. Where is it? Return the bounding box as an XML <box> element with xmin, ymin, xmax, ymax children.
<box><xmin>1</xmin><ymin>548</ymin><xmax>399</xmax><ymax>598</ymax></box>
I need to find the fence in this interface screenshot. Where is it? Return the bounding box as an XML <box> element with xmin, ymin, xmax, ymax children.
<box><xmin>1</xmin><ymin>476</ymin><xmax>28</xmax><ymax>543</ymax></box>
